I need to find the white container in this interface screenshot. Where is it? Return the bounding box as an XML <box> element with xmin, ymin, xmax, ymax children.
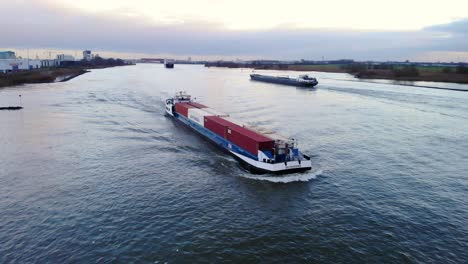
<box><xmin>187</xmin><ymin>108</ymin><xmax>207</xmax><ymax>127</ymax></box>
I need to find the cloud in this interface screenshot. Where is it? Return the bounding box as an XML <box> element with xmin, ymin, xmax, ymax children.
<box><xmin>1</xmin><ymin>0</ymin><xmax>468</xmax><ymax>61</ymax></box>
<box><xmin>425</xmin><ymin>18</ymin><xmax>468</xmax><ymax>35</ymax></box>
<box><xmin>422</xmin><ymin>19</ymin><xmax>468</xmax><ymax>53</ymax></box>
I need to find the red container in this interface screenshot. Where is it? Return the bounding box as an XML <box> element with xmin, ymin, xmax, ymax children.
<box><xmin>175</xmin><ymin>103</ymin><xmax>194</xmax><ymax>117</ymax></box>
<box><xmin>204</xmin><ymin>116</ymin><xmax>274</xmax><ymax>156</ymax></box>
<box><xmin>189</xmin><ymin>102</ymin><xmax>208</xmax><ymax>109</ymax></box>
<box><xmin>226</xmin><ymin>125</ymin><xmax>274</xmax><ymax>156</ymax></box>
<box><xmin>204</xmin><ymin>116</ymin><xmax>228</xmax><ymax>138</ymax></box>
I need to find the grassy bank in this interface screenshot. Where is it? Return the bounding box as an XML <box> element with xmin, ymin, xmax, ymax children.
<box><xmin>206</xmin><ymin>60</ymin><xmax>468</xmax><ymax>84</ymax></box>
<box><xmin>250</xmin><ymin>64</ymin><xmax>346</xmax><ymax>73</ymax></box>
<box><xmin>354</xmin><ymin>69</ymin><xmax>468</xmax><ymax>84</ymax></box>
<box><xmin>217</xmin><ymin>62</ymin><xmax>468</xmax><ymax>84</ymax></box>
<box><xmin>284</xmin><ymin>64</ymin><xmax>346</xmax><ymax>73</ymax></box>
<box><xmin>348</xmin><ymin>65</ymin><xmax>468</xmax><ymax>84</ymax></box>
<box><xmin>0</xmin><ymin>68</ymin><xmax>89</xmax><ymax>88</ymax></box>
<box><xmin>0</xmin><ymin>56</ymin><xmax>135</xmax><ymax>88</ymax></box>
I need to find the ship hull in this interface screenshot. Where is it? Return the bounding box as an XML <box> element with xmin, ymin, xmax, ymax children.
<box><xmin>170</xmin><ymin>112</ymin><xmax>312</xmax><ymax>174</ymax></box>
<box><xmin>250</xmin><ymin>74</ymin><xmax>318</xmax><ymax>87</ymax></box>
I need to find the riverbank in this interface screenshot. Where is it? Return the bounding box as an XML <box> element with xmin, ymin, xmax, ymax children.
<box><xmin>353</xmin><ymin>69</ymin><xmax>468</xmax><ymax>84</ymax></box>
<box><xmin>206</xmin><ymin>63</ymin><xmax>468</xmax><ymax>84</ymax></box>
<box><xmin>0</xmin><ymin>68</ymin><xmax>89</xmax><ymax>88</ymax></box>
<box><xmin>0</xmin><ymin>56</ymin><xmax>136</xmax><ymax>88</ymax></box>
<box><xmin>255</xmin><ymin>64</ymin><xmax>348</xmax><ymax>73</ymax></box>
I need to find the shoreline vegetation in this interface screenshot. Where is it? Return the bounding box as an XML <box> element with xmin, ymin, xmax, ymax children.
<box><xmin>0</xmin><ymin>68</ymin><xmax>89</xmax><ymax>88</ymax></box>
<box><xmin>205</xmin><ymin>61</ymin><xmax>468</xmax><ymax>85</ymax></box>
<box><xmin>0</xmin><ymin>57</ymin><xmax>134</xmax><ymax>88</ymax></box>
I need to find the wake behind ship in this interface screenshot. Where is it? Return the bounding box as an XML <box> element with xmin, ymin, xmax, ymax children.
<box><xmin>165</xmin><ymin>91</ymin><xmax>312</xmax><ymax>174</ymax></box>
<box><xmin>250</xmin><ymin>73</ymin><xmax>318</xmax><ymax>87</ymax></box>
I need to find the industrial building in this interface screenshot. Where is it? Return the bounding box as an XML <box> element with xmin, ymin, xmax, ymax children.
<box><xmin>41</xmin><ymin>59</ymin><xmax>59</xmax><ymax>68</ymax></box>
<box><xmin>83</xmin><ymin>50</ymin><xmax>92</xmax><ymax>61</ymax></box>
<box><xmin>56</xmin><ymin>54</ymin><xmax>75</xmax><ymax>63</ymax></box>
<box><xmin>0</xmin><ymin>50</ymin><xmax>78</xmax><ymax>72</ymax></box>
<box><xmin>0</xmin><ymin>50</ymin><xmax>42</xmax><ymax>73</ymax></box>
<box><xmin>56</xmin><ymin>54</ymin><xmax>76</xmax><ymax>66</ymax></box>
<box><xmin>0</xmin><ymin>51</ymin><xmax>16</xmax><ymax>59</ymax></box>
<box><xmin>0</xmin><ymin>59</ymin><xmax>42</xmax><ymax>73</ymax></box>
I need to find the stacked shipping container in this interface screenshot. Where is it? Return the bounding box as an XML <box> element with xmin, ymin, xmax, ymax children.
<box><xmin>204</xmin><ymin>116</ymin><xmax>274</xmax><ymax>156</ymax></box>
<box><xmin>187</xmin><ymin>108</ymin><xmax>206</xmax><ymax>127</ymax></box>
<box><xmin>226</xmin><ymin>123</ymin><xmax>274</xmax><ymax>156</ymax></box>
<box><xmin>175</xmin><ymin>103</ymin><xmax>194</xmax><ymax>117</ymax></box>
<box><xmin>204</xmin><ymin>116</ymin><xmax>227</xmax><ymax>138</ymax></box>
<box><xmin>175</xmin><ymin>102</ymin><xmax>208</xmax><ymax>117</ymax></box>
<box><xmin>176</xmin><ymin>102</ymin><xmax>275</xmax><ymax>157</ymax></box>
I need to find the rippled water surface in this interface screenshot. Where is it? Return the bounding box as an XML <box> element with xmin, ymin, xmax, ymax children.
<box><xmin>1</xmin><ymin>65</ymin><xmax>467</xmax><ymax>263</ymax></box>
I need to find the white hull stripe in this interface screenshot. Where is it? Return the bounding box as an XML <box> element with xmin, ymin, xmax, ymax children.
<box><xmin>230</xmin><ymin>151</ymin><xmax>312</xmax><ymax>172</ymax></box>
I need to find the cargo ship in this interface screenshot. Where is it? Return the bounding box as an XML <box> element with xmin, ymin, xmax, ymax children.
<box><xmin>165</xmin><ymin>91</ymin><xmax>312</xmax><ymax>174</ymax></box>
<box><xmin>164</xmin><ymin>59</ymin><xmax>174</xmax><ymax>68</ymax></box>
<box><xmin>250</xmin><ymin>73</ymin><xmax>318</xmax><ymax>87</ymax></box>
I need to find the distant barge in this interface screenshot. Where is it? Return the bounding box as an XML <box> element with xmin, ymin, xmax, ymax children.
<box><xmin>165</xmin><ymin>91</ymin><xmax>312</xmax><ymax>174</ymax></box>
<box><xmin>250</xmin><ymin>73</ymin><xmax>318</xmax><ymax>87</ymax></box>
<box><xmin>0</xmin><ymin>106</ymin><xmax>23</xmax><ymax>110</ymax></box>
<box><xmin>164</xmin><ymin>59</ymin><xmax>174</xmax><ymax>68</ymax></box>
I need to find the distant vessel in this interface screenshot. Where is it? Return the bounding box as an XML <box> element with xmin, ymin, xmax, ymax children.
<box><xmin>165</xmin><ymin>91</ymin><xmax>312</xmax><ymax>174</ymax></box>
<box><xmin>0</xmin><ymin>106</ymin><xmax>23</xmax><ymax>110</ymax></box>
<box><xmin>250</xmin><ymin>73</ymin><xmax>318</xmax><ymax>87</ymax></box>
<box><xmin>164</xmin><ymin>59</ymin><xmax>174</xmax><ymax>68</ymax></box>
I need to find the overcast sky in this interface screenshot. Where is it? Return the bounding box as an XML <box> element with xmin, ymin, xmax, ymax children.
<box><xmin>2</xmin><ymin>0</ymin><xmax>468</xmax><ymax>61</ymax></box>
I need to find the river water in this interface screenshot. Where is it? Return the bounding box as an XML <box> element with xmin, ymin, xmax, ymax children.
<box><xmin>1</xmin><ymin>64</ymin><xmax>467</xmax><ymax>263</ymax></box>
